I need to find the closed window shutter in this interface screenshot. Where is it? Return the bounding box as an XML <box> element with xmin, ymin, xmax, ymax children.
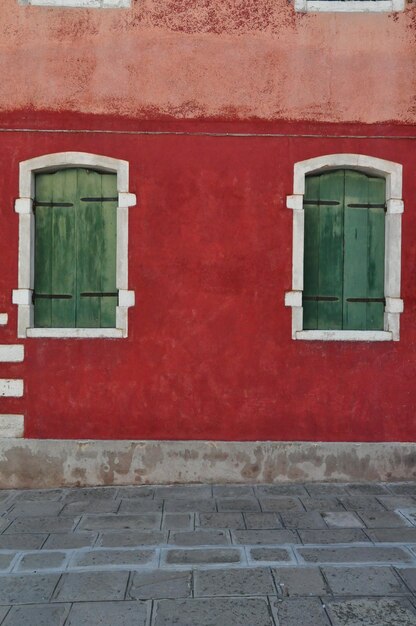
<box><xmin>34</xmin><ymin>170</ymin><xmax>77</xmax><ymax>328</ymax></box>
<box><xmin>343</xmin><ymin>170</ymin><xmax>385</xmax><ymax>330</ymax></box>
<box><xmin>34</xmin><ymin>168</ymin><xmax>117</xmax><ymax>329</ymax></box>
<box><xmin>303</xmin><ymin>169</ymin><xmax>385</xmax><ymax>331</ymax></box>
<box><xmin>303</xmin><ymin>170</ymin><xmax>344</xmax><ymax>330</ymax></box>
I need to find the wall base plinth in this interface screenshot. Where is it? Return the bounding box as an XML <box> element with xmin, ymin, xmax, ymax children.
<box><xmin>0</xmin><ymin>440</ymin><xmax>414</xmax><ymax>488</ymax></box>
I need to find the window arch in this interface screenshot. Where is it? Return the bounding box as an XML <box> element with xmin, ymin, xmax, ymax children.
<box><xmin>13</xmin><ymin>152</ymin><xmax>136</xmax><ymax>338</ymax></box>
<box><xmin>285</xmin><ymin>154</ymin><xmax>404</xmax><ymax>341</ymax></box>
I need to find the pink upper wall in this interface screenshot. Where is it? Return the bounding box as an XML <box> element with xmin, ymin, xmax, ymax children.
<box><xmin>1</xmin><ymin>0</ymin><xmax>415</xmax><ymax>124</ymax></box>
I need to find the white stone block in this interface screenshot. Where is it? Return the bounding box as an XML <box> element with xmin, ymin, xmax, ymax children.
<box><xmin>286</xmin><ymin>195</ymin><xmax>303</xmax><ymax>211</ymax></box>
<box><xmin>118</xmin><ymin>290</ymin><xmax>135</xmax><ymax>307</ymax></box>
<box><xmin>118</xmin><ymin>192</ymin><xmax>136</xmax><ymax>208</ymax></box>
<box><xmin>385</xmin><ymin>297</ymin><xmax>404</xmax><ymax>314</ymax></box>
<box><xmin>0</xmin><ymin>346</ymin><xmax>24</xmax><ymax>363</ymax></box>
<box><xmin>12</xmin><ymin>289</ymin><xmax>32</xmax><ymax>306</ymax></box>
<box><xmin>284</xmin><ymin>291</ymin><xmax>302</xmax><ymax>308</ymax></box>
<box><xmin>0</xmin><ymin>415</ymin><xmax>24</xmax><ymax>438</ymax></box>
<box><xmin>0</xmin><ymin>380</ymin><xmax>24</xmax><ymax>397</ymax></box>
<box><xmin>0</xmin><ymin>314</ymin><xmax>8</xmax><ymax>326</ymax></box>
<box><xmin>14</xmin><ymin>198</ymin><xmax>33</xmax><ymax>214</ymax></box>
<box><xmin>386</xmin><ymin>199</ymin><xmax>404</xmax><ymax>215</ymax></box>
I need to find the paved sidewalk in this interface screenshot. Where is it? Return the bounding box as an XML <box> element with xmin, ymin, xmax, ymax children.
<box><xmin>0</xmin><ymin>482</ymin><xmax>415</xmax><ymax>625</ymax></box>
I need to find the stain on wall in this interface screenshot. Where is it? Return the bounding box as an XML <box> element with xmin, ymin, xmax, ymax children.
<box><xmin>0</xmin><ymin>0</ymin><xmax>415</xmax><ymax>123</ymax></box>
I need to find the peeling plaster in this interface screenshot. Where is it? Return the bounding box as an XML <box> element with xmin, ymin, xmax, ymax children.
<box><xmin>0</xmin><ymin>440</ymin><xmax>415</xmax><ymax>488</ymax></box>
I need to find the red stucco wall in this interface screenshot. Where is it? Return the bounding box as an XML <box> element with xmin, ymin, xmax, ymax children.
<box><xmin>1</xmin><ymin>0</ymin><xmax>415</xmax><ymax>442</ymax></box>
<box><xmin>0</xmin><ymin>114</ymin><xmax>415</xmax><ymax>442</ymax></box>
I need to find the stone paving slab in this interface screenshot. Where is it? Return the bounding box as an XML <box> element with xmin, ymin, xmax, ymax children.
<box><xmin>16</xmin><ymin>550</ymin><xmax>67</xmax><ymax>572</ymax></box>
<box><xmin>321</xmin><ymin>512</ymin><xmax>364</xmax><ymax>528</ymax></box>
<box><xmin>197</xmin><ymin>512</ymin><xmax>245</xmax><ymax>529</ymax></box>
<box><xmin>232</xmin><ymin>529</ymin><xmax>300</xmax><ymax>544</ymax></box>
<box><xmin>298</xmin><ymin>546</ymin><xmax>413</xmax><ymax>564</ymax></box>
<box><xmin>366</xmin><ymin>528</ymin><xmax>416</xmax><ymax>542</ymax></box>
<box><xmin>161</xmin><ymin>513</ymin><xmax>193</xmax><ymax>530</ymax></box>
<box><xmin>152</xmin><ymin>597</ymin><xmax>274</xmax><ymax>626</ymax></box>
<box><xmin>244</xmin><ymin>513</ymin><xmax>282</xmax><ymax>529</ymax></box>
<box><xmin>325</xmin><ymin>597</ymin><xmax>416</xmax><ymax>626</ymax></box>
<box><xmin>42</xmin><ymin>532</ymin><xmax>97</xmax><ymax>550</ymax></box>
<box><xmin>0</xmin><ymin>574</ymin><xmax>60</xmax><ymax>604</ymax></box>
<box><xmin>127</xmin><ymin>570</ymin><xmax>192</xmax><ymax>600</ymax></box>
<box><xmin>271</xmin><ymin>567</ymin><xmax>329</xmax><ymax>596</ymax></box>
<box><xmin>322</xmin><ymin>566</ymin><xmax>408</xmax><ymax>595</ymax></box>
<box><xmin>298</xmin><ymin>529</ymin><xmax>370</xmax><ymax>544</ymax></box>
<box><xmin>249</xmin><ymin>548</ymin><xmax>293</xmax><ymax>563</ymax></box>
<box><xmin>300</xmin><ymin>497</ymin><xmax>346</xmax><ymax>511</ymax></box>
<box><xmin>0</xmin><ymin>534</ymin><xmax>47</xmax><ymax>550</ymax></box>
<box><xmin>78</xmin><ymin>514</ymin><xmax>161</xmax><ymax>531</ymax></box>
<box><xmin>271</xmin><ymin>597</ymin><xmax>331</xmax><ymax>625</ymax></box>
<box><xmin>164</xmin><ymin>547</ymin><xmax>242</xmax><ymax>565</ymax></box>
<box><xmin>358</xmin><ymin>511</ymin><xmax>409</xmax><ymax>528</ymax></box>
<box><xmin>52</xmin><ymin>571</ymin><xmax>130</xmax><ymax>602</ymax></box>
<box><xmin>66</xmin><ymin>601</ymin><xmax>149</xmax><ymax>626</ymax></box>
<box><xmin>4</xmin><ymin>516</ymin><xmax>79</xmax><ymax>534</ymax></box>
<box><xmin>169</xmin><ymin>529</ymin><xmax>230</xmax><ymax>546</ymax></box>
<box><xmin>194</xmin><ymin>567</ymin><xmax>275</xmax><ymax>596</ymax></box>
<box><xmin>2</xmin><ymin>603</ymin><xmax>70</xmax><ymax>626</ymax></box>
<box><xmin>61</xmin><ymin>500</ymin><xmax>121</xmax><ymax>514</ymax></box>
<box><xmin>99</xmin><ymin>530</ymin><xmax>167</xmax><ymax>547</ymax></box>
<box><xmin>0</xmin><ymin>482</ymin><xmax>416</xmax><ymax>624</ymax></box>
<box><xmin>71</xmin><ymin>548</ymin><xmax>156</xmax><ymax>568</ymax></box>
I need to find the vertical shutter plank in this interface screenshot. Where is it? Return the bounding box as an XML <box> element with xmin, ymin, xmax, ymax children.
<box><xmin>366</xmin><ymin>176</ymin><xmax>385</xmax><ymax>330</ymax></box>
<box><xmin>343</xmin><ymin>171</ymin><xmax>370</xmax><ymax>330</ymax></box>
<box><xmin>34</xmin><ymin>173</ymin><xmax>53</xmax><ymax>327</ymax></box>
<box><xmin>303</xmin><ymin>175</ymin><xmax>320</xmax><ymax>329</ymax></box>
<box><xmin>51</xmin><ymin>169</ymin><xmax>77</xmax><ymax>328</ymax></box>
<box><xmin>99</xmin><ymin>173</ymin><xmax>117</xmax><ymax>328</ymax></box>
<box><xmin>317</xmin><ymin>171</ymin><xmax>343</xmax><ymax>330</ymax></box>
<box><xmin>76</xmin><ymin>169</ymin><xmax>102</xmax><ymax>328</ymax></box>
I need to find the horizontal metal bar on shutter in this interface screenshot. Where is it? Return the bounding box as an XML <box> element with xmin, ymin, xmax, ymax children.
<box><xmin>32</xmin><ymin>293</ymin><xmax>73</xmax><ymax>301</ymax></box>
<box><xmin>80</xmin><ymin>197</ymin><xmax>118</xmax><ymax>202</ymax></box>
<box><xmin>347</xmin><ymin>203</ymin><xmax>386</xmax><ymax>210</ymax></box>
<box><xmin>80</xmin><ymin>292</ymin><xmax>118</xmax><ymax>297</ymax></box>
<box><xmin>303</xmin><ymin>200</ymin><xmax>340</xmax><ymax>206</ymax></box>
<box><xmin>346</xmin><ymin>297</ymin><xmax>386</xmax><ymax>303</ymax></box>
<box><xmin>33</xmin><ymin>202</ymin><xmax>74</xmax><ymax>208</ymax></box>
<box><xmin>303</xmin><ymin>296</ymin><xmax>339</xmax><ymax>302</ymax></box>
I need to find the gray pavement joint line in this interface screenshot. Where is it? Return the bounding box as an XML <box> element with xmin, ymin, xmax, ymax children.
<box><xmin>320</xmin><ymin>596</ymin><xmax>336</xmax><ymax>626</ymax></box>
<box><xmin>266</xmin><ymin>595</ymin><xmax>279</xmax><ymax>626</ymax></box>
<box><xmin>374</xmin><ymin>497</ymin><xmax>389</xmax><ymax>511</ymax></box>
<box><xmin>148</xmin><ymin>599</ymin><xmax>155</xmax><ymax>626</ymax></box>
<box><xmin>124</xmin><ymin>570</ymin><xmax>133</xmax><ymax>600</ymax></box>
<box><xmin>159</xmin><ymin>498</ymin><xmax>164</xmax><ymax>531</ymax></box>
<box><xmin>269</xmin><ymin>566</ymin><xmax>284</xmax><ymax>598</ymax></box>
<box><xmin>397</xmin><ymin>508</ymin><xmax>416</xmax><ymax>526</ymax></box>
<box><xmin>393</xmin><ymin>566</ymin><xmax>416</xmax><ymax>597</ymax></box>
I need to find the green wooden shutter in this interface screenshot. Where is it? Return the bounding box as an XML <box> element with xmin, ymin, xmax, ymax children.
<box><xmin>34</xmin><ymin>170</ymin><xmax>77</xmax><ymax>328</ymax></box>
<box><xmin>303</xmin><ymin>170</ymin><xmax>344</xmax><ymax>330</ymax></box>
<box><xmin>34</xmin><ymin>168</ymin><xmax>117</xmax><ymax>328</ymax></box>
<box><xmin>343</xmin><ymin>170</ymin><xmax>385</xmax><ymax>331</ymax></box>
<box><xmin>303</xmin><ymin>169</ymin><xmax>385</xmax><ymax>331</ymax></box>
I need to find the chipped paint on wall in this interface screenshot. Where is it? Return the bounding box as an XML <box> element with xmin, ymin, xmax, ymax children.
<box><xmin>1</xmin><ymin>0</ymin><xmax>415</xmax><ymax>123</ymax></box>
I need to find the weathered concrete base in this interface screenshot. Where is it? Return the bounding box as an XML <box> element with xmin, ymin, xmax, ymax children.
<box><xmin>0</xmin><ymin>440</ymin><xmax>415</xmax><ymax>488</ymax></box>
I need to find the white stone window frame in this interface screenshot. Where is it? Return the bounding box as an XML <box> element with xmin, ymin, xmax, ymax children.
<box><xmin>294</xmin><ymin>0</ymin><xmax>404</xmax><ymax>12</ymax></box>
<box><xmin>19</xmin><ymin>0</ymin><xmax>130</xmax><ymax>8</ymax></box>
<box><xmin>13</xmin><ymin>152</ymin><xmax>136</xmax><ymax>339</ymax></box>
<box><xmin>285</xmin><ymin>154</ymin><xmax>404</xmax><ymax>342</ymax></box>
